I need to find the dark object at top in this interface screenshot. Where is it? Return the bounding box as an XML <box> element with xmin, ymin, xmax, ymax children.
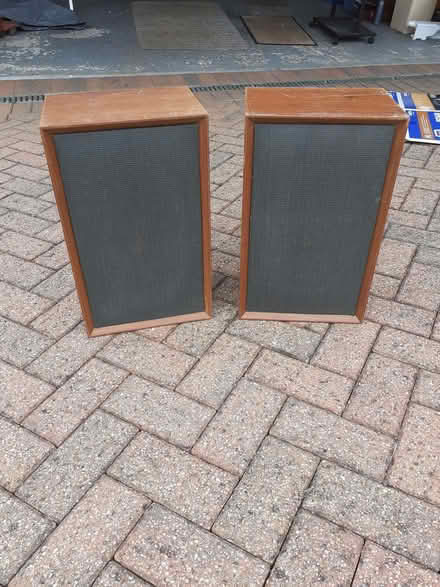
<box><xmin>429</xmin><ymin>95</ymin><xmax>440</xmax><ymax>110</ymax></box>
<box><xmin>0</xmin><ymin>0</ymin><xmax>85</xmax><ymax>30</ymax></box>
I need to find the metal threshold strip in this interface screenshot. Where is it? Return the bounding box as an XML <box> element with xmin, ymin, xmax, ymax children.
<box><xmin>1</xmin><ymin>72</ymin><xmax>439</xmax><ymax>102</ymax></box>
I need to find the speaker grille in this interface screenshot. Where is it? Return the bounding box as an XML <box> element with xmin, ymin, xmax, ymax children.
<box><xmin>54</xmin><ymin>124</ymin><xmax>204</xmax><ymax>328</ymax></box>
<box><xmin>246</xmin><ymin>123</ymin><xmax>395</xmax><ymax>315</ymax></box>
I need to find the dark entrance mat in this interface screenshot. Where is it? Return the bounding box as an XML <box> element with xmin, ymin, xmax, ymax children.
<box><xmin>242</xmin><ymin>15</ymin><xmax>315</xmax><ymax>45</ymax></box>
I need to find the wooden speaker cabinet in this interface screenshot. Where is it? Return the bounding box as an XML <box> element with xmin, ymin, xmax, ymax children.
<box><xmin>240</xmin><ymin>87</ymin><xmax>407</xmax><ymax>323</ymax></box>
<box><xmin>41</xmin><ymin>87</ymin><xmax>211</xmax><ymax>336</ymax></box>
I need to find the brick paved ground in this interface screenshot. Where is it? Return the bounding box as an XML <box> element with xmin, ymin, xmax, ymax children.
<box><xmin>1</xmin><ymin>90</ymin><xmax>440</xmax><ymax>585</ymax></box>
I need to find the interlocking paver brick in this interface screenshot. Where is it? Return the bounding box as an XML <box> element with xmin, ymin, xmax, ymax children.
<box><xmin>248</xmin><ymin>348</ymin><xmax>353</xmax><ymax>414</ymax></box>
<box><xmin>0</xmin><ymin>209</ymin><xmax>50</xmax><ymax>235</ymax></box>
<box><xmin>353</xmin><ymin>542</ymin><xmax>440</xmax><ymax>586</ymax></box>
<box><xmin>193</xmin><ymin>379</ymin><xmax>284</xmax><ymax>474</ymax></box>
<box><xmin>31</xmin><ymin>263</ymin><xmax>75</xmax><ymax>300</ymax></box>
<box><xmin>370</xmin><ymin>273</ymin><xmax>400</xmax><ymax>299</ymax></box>
<box><xmin>400</xmin><ymin>156</ymin><xmax>425</xmax><ymax>168</ymax></box>
<box><xmin>30</xmin><ymin>290</ymin><xmax>81</xmax><ymax>338</ymax></box>
<box><xmin>398</xmin><ymin>166</ymin><xmax>440</xmax><ymax>182</ymax></box>
<box><xmin>34</xmin><ymin>241</ymin><xmax>68</xmax><ymax>269</ymax></box>
<box><xmin>165</xmin><ymin>300</ymin><xmax>236</xmax><ymax>356</ymax></box>
<box><xmin>109</xmin><ymin>432</ymin><xmax>236</xmax><ymax>528</ymax></box>
<box><xmin>24</xmin><ymin>358</ymin><xmax>127</xmax><ymax>445</ymax></box>
<box><xmin>17</xmin><ymin>410</ymin><xmax>137</xmax><ymax>521</ymax></box>
<box><xmin>220</xmin><ymin>197</ymin><xmax>242</xmax><ymax>219</ymax></box>
<box><xmin>11</xmin><ymin>131</ymin><xmax>41</xmax><ymax>144</ymax></box>
<box><xmin>211</xmin><ymin>229</ymin><xmax>240</xmax><ymax>256</ymax></box>
<box><xmin>426</xmin><ymin>148</ymin><xmax>440</xmax><ymax>170</ymax></box>
<box><xmin>376</xmin><ymin>238</ymin><xmax>416</xmax><ymax>277</ymax></box>
<box><xmin>267</xmin><ymin>510</ymin><xmax>363</xmax><ymax>586</ymax></box>
<box><xmin>0</xmin><ymin>359</ymin><xmax>54</xmax><ymax>422</ymax></box>
<box><xmin>103</xmin><ymin>375</ymin><xmax>214</xmax><ymax>449</ymax></box>
<box><xmin>210</xmin><ymin>196</ymin><xmax>229</xmax><ymax>213</ymax></box>
<box><xmin>345</xmin><ymin>353</ymin><xmax>416</xmax><ymax>436</ymax></box>
<box><xmin>374</xmin><ymin>326</ymin><xmax>440</xmax><ymax>372</ymax></box>
<box><xmin>0</xmin><ymin>488</ymin><xmax>54</xmax><ymax>585</ymax></box>
<box><xmin>212</xmin><ymin>133</ymin><xmax>243</xmax><ymax>147</ymax></box>
<box><xmin>398</xmin><ymin>262</ymin><xmax>440</xmax><ymax>310</ymax></box>
<box><xmin>5</xmin><ymin>151</ymin><xmax>47</xmax><ymax>168</ymax></box>
<box><xmin>415</xmin><ymin>245</ymin><xmax>440</xmax><ymax>267</ymax></box>
<box><xmin>1</xmin><ymin>192</ymin><xmax>50</xmax><ymax>215</ymax></box>
<box><xmin>213</xmin><ymin>437</ymin><xmax>318</xmax><ymax>561</ymax></box>
<box><xmin>304</xmin><ymin>461</ymin><xmax>440</xmax><ymax>570</ymax></box>
<box><xmin>9</xmin><ymin>140</ymin><xmax>45</xmax><ymax>155</ymax></box>
<box><xmin>387</xmin><ymin>209</ymin><xmax>429</xmax><ymax>229</ymax></box>
<box><xmin>210</xmin><ymin>149</ymin><xmax>233</xmax><ymax>168</ymax></box>
<box><xmin>228</xmin><ymin>319</ymin><xmax>321</xmax><ymax>361</ymax></box>
<box><xmin>1</xmin><ymin>251</ymin><xmax>52</xmax><ymax>289</ymax></box>
<box><xmin>177</xmin><ymin>332</ymin><xmax>259</xmax><ymax>408</ymax></box>
<box><xmin>0</xmin><ymin>177</ymin><xmax>49</xmax><ymax>198</ymax></box>
<box><xmin>98</xmin><ymin>332</ymin><xmax>196</xmax><ymax>387</ymax></box>
<box><xmin>0</xmin><ymin>280</ymin><xmax>52</xmax><ymax>324</ymax></box>
<box><xmin>211</xmin><ymin>248</ymin><xmax>240</xmax><ymax>277</ymax></box>
<box><xmin>432</xmin><ymin>315</ymin><xmax>440</xmax><ymax>340</ymax></box>
<box><xmin>211</xmin><ymin>161</ymin><xmax>241</xmax><ymax>185</ymax></box>
<box><xmin>11</xmin><ymin>476</ymin><xmax>148</xmax><ymax>587</ymax></box>
<box><xmin>137</xmin><ymin>323</ymin><xmax>176</xmax><ymax>342</ymax></box>
<box><xmin>0</xmin><ymin>185</ymin><xmax>12</xmax><ymax>199</ymax></box>
<box><xmin>0</xmin><ymin>415</ymin><xmax>52</xmax><ymax>491</ymax></box>
<box><xmin>5</xmin><ymin>163</ymin><xmax>48</xmax><ymax>183</ymax></box>
<box><xmin>0</xmin><ymin>158</ymin><xmax>14</xmax><ymax>171</ymax></box>
<box><xmin>390</xmin><ymin>192</ymin><xmax>404</xmax><ymax>209</ymax></box>
<box><xmin>413</xmin><ymin>369</ymin><xmax>440</xmax><ymax>411</ymax></box>
<box><xmin>27</xmin><ymin>323</ymin><xmax>109</xmax><ymax>386</ymax></box>
<box><xmin>365</xmin><ymin>295</ymin><xmax>435</xmax><ymax>335</ymax></box>
<box><xmin>94</xmin><ymin>562</ymin><xmax>151</xmax><ymax>586</ymax></box>
<box><xmin>214</xmin><ymin>275</ymin><xmax>239</xmax><ymax>304</ymax></box>
<box><xmin>116</xmin><ymin>504</ymin><xmax>269</xmax><ymax>586</ymax></box>
<box><xmin>386</xmin><ymin>223</ymin><xmax>440</xmax><ymax>249</ymax></box>
<box><xmin>405</xmin><ymin>143</ymin><xmax>434</xmax><ymax>161</ymax></box>
<box><xmin>0</xmin><ymin>146</ymin><xmax>17</xmax><ymax>159</ymax></box>
<box><xmin>212</xmin><ymin>269</ymin><xmax>224</xmax><ymax>287</ymax></box>
<box><xmin>272</xmin><ymin>398</ymin><xmax>393</xmax><ymax>480</ymax></box>
<box><xmin>416</xmin><ymin>176</ymin><xmax>440</xmax><ymax>191</ymax></box>
<box><xmin>401</xmin><ymin>188</ymin><xmax>439</xmax><ymax>215</ymax></box>
<box><xmin>36</xmin><ymin>221</ymin><xmax>64</xmax><ymax>243</ymax></box>
<box><xmin>36</xmin><ymin>203</ymin><xmax>60</xmax><ymax>222</ymax></box>
<box><xmin>393</xmin><ymin>175</ymin><xmax>414</xmax><ymax>196</ymax></box>
<box><xmin>312</xmin><ymin>322</ymin><xmax>380</xmax><ymax>379</ymax></box>
<box><xmin>213</xmin><ymin>175</ymin><xmax>243</xmax><ymax>201</ymax></box>
<box><xmin>0</xmin><ymin>230</ymin><xmax>52</xmax><ymax>260</ymax></box>
<box><xmin>428</xmin><ymin>216</ymin><xmax>440</xmax><ymax>232</ymax></box>
<box><xmin>0</xmin><ymin>316</ymin><xmax>51</xmax><ymax>367</ymax></box>
<box><xmin>388</xmin><ymin>403</ymin><xmax>440</xmax><ymax>505</ymax></box>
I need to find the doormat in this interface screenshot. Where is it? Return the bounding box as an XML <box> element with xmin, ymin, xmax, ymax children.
<box><xmin>242</xmin><ymin>16</ymin><xmax>315</xmax><ymax>45</ymax></box>
<box><xmin>132</xmin><ymin>1</ymin><xmax>248</xmax><ymax>49</ymax></box>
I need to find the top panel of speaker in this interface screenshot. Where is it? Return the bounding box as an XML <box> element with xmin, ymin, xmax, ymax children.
<box><xmin>41</xmin><ymin>87</ymin><xmax>207</xmax><ymax>131</ymax></box>
<box><xmin>245</xmin><ymin>87</ymin><xmax>407</xmax><ymax>122</ymax></box>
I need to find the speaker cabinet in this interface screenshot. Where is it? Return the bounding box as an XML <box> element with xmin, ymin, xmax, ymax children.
<box><xmin>240</xmin><ymin>87</ymin><xmax>407</xmax><ymax>323</ymax></box>
<box><xmin>41</xmin><ymin>87</ymin><xmax>211</xmax><ymax>336</ymax></box>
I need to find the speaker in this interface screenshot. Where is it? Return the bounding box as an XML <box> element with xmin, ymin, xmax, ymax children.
<box><xmin>240</xmin><ymin>87</ymin><xmax>407</xmax><ymax>323</ymax></box>
<box><xmin>41</xmin><ymin>87</ymin><xmax>211</xmax><ymax>336</ymax></box>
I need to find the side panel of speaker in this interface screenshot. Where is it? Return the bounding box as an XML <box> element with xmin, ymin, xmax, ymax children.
<box><xmin>246</xmin><ymin>123</ymin><xmax>394</xmax><ymax>316</ymax></box>
<box><xmin>41</xmin><ymin>88</ymin><xmax>211</xmax><ymax>336</ymax></box>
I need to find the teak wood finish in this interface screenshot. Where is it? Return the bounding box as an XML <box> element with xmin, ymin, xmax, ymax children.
<box><xmin>240</xmin><ymin>87</ymin><xmax>408</xmax><ymax>323</ymax></box>
<box><xmin>40</xmin><ymin>87</ymin><xmax>212</xmax><ymax>336</ymax></box>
